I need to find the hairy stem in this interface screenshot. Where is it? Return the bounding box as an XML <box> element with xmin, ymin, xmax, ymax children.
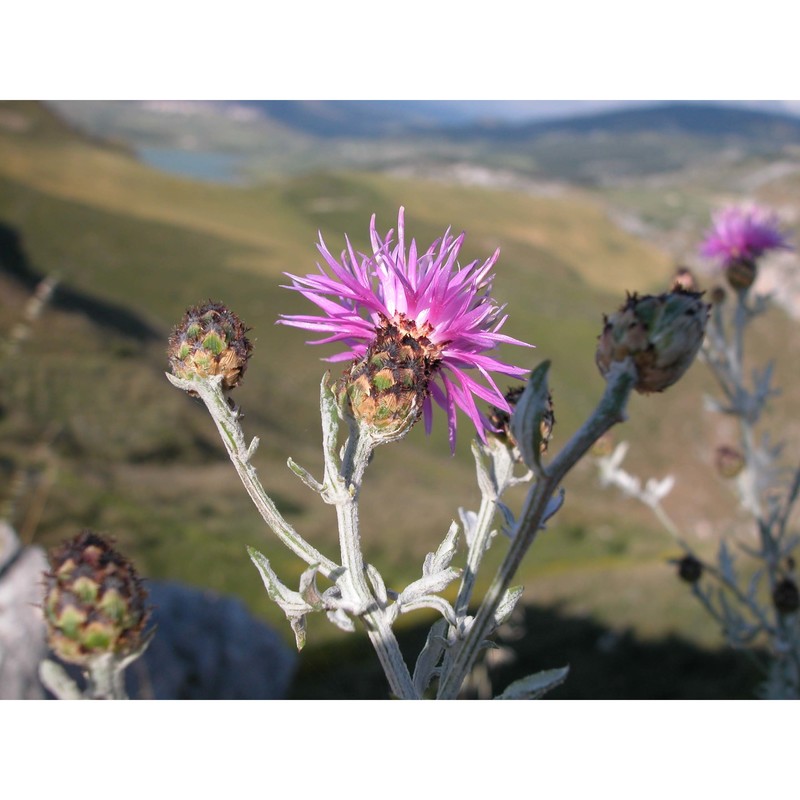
<box><xmin>337</xmin><ymin>423</ymin><xmax>417</xmax><ymax>699</ymax></box>
<box><xmin>167</xmin><ymin>374</ymin><xmax>338</xmax><ymax>578</ymax></box>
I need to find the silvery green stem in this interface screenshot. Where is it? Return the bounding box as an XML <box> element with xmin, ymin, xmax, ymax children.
<box><xmin>40</xmin><ymin>632</ymin><xmax>153</xmax><ymax>700</ymax></box>
<box><xmin>454</xmin><ymin>440</ymin><xmax>528</xmax><ymax>621</ymax></box>
<box><xmin>39</xmin><ymin>659</ymin><xmax>82</xmax><ymax>700</ymax></box>
<box><xmin>40</xmin><ymin>656</ymin><xmax>128</xmax><ymax>700</ymax></box>
<box><xmin>166</xmin><ymin>373</ymin><xmax>338</xmax><ymax>578</ymax></box>
<box><xmin>85</xmin><ymin>653</ymin><xmax>128</xmax><ymax>700</ymax></box>
<box><xmin>437</xmin><ymin>359</ymin><xmax>637</xmax><ymax>699</ymax></box>
<box><xmin>454</xmin><ymin>493</ymin><xmax>496</xmax><ymax>620</ymax></box>
<box><xmin>336</xmin><ymin>421</ymin><xmax>418</xmax><ymax>699</ymax></box>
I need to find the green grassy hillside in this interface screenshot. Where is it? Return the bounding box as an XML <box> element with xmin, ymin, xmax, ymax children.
<box><xmin>3</xmin><ymin>101</ymin><xmax>796</xmax><ymax>697</ymax></box>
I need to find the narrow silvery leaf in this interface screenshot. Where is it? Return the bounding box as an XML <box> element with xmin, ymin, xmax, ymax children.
<box><xmin>424</xmin><ymin>521</ymin><xmax>460</xmax><ymax>576</ymax></box>
<box><xmin>607</xmin><ymin>441</ymin><xmax>630</xmax><ymax>470</ymax></box>
<box><xmin>746</xmin><ymin>569</ymin><xmax>764</xmax><ymax>605</ymax></box>
<box><xmin>472</xmin><ymin>441</ymin><xmax>495</xmax><ymax>498</ymax></box>
<box><xmin>290</xmin><ymin>615</ymin><xmax>307</xmax><ymax>651</ymax></box>
<box><xmin>485</xmin><ymin>437</ymin><xmax>516</xmax><ymax>494</ymax></box>
<box><xmin>644</xmin><ymin>475</ymin><xmax>675</xmax><ymax>504</ymax></box>
<box><xmin>497</xmin><ymin>501</ymin><xmax>516</xmax><ymax>536</ymax></box>
<box><xmin>398</xmin><ymin>568</ymin><xmax>462</xmax><ymax>607</ymax></box>
<box><xmin>248</xmin><ymin>546</ymin><xmax>314</xmax><ymax>616</ymax></box>
<box><xmin>299</xmin><ymin>564</ymin><xmax>325</xmax><ymax>610</ymax></box>
<box><xmin>458</xmin><ymin>508</ymin><xmax>478</xmax><ymax>549</ymax></box>
<box><xmin>322</xmin><ymin>586</ymin><xmax>368</xmax><ymax>617</ymax></box>
<box><xmin>493</xmin><ymin>585</ymin><xmax>524</xmax><ymax>629</ymax></box>
<box><xmin>319</xmin><ymin>373</ymin><xmax>342</xmax><ymax>484</ymax></box>
<box><xmin>287</xmin><ymin>457</ymin><xmax>324</xmax><ymax>494</ymax></box>
<box><xmin>495</xmin><ymin>666</ymin><xmax>570</xmax><ymax>700</ymax></box>
<box><xmin>399</xmin><ymin>595</ymin><xmax>457</xmax><ymax>626</ymax></box>
<box><xmin>718</xmin><ymin>540</ymin><xmax>737</xmax><ymax>585</ymax></box>
<box><xmin>717</xmin><ymin>589</ymin><xmax>744</xmax><ymax>634</ymax></box>
<box><xmin>541</xmin><ymin>489</ymin><xmax>565</xmax><ymax>527</ymax></box>
<box><xmin>509</xmin><ymin>360</ymin><xmax>551</xmax><ymax>472</ymax></box>
<box><xmin>413</xmin><ymin>619</ymin><xmax>449</xmax><ymax>697</ymax></box>
<box><xmin>245</xmin><ymin>436</ymin><xmax>260</xmax><ymax>462</ymax></box>
<box><xmin>366</xmin><ymin>563</ymin><xmax>388</xmax><ymax>607</ymax></box>
<box><xmin>755</xmin><ymin>361</ymin><xmax>776</xmax><ymax>396</ymax></box>
<box><xmin>385</xmin><ymin>602</ymin><xmax>400</xmax><ymax>626</ymax></box>
<box><xmin>703</xmin><ymin>394</ymin><xmax>732</xmax><ymax>414</ymax></box>
<box><xmin>327</xmin><ymin>607</ymin><xmax>356</xmax><ymax>633</ymax></box>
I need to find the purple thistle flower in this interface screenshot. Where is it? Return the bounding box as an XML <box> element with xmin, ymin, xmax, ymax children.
<box><xmin>699</xmin><ymin>204</ymin><xmax>791</xmax><ymax>268</ymax></box>
<box><xmin>279</xmin><ymin>208</ymin><xmax>533</xmax><ymax>450</ymax></box>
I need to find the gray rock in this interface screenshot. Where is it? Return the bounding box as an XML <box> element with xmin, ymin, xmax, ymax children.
<box><xmin>127</xmin><ymin>581</ymin><xmax>297</xmax><ymax>700</ymax></box>
<box><xmin>0</xmin><ymin>522</ymin><xmax>48</xmax><ymax>699</ymax></box>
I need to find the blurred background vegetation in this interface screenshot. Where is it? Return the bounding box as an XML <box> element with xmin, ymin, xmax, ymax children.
<box><xmin>2</xmin><ymin>99</ymin><xmax>799</xmax><ymax>698</ymax></box>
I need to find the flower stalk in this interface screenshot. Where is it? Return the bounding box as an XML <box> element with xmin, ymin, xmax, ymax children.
<box><xmin>437</xmin><ymin>359</ymin><xmax>637</xmax><ymax>698</ymax></box>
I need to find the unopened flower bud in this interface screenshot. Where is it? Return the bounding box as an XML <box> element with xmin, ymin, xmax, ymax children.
<box><xmin>772</xmin><ymin>578</ymin><xmax>799</xmax><ymax>615</ymax></box>
<box><xmin>43</xmin><ymin>531</ymin><xmax>150</xmax><ymax>666</ymax></box>
<box><xmin>725</xmin><ymin>258</ymin><xmax>757</xmax><ymax>291</ymax></box>
<box><xmin>676</xmin><ymin>555</ymin><xmax>703</xmax><ymax>584</ymax></box>
<box><xmin>489</xmin><ymin>385</ymin><xmax>555</xmax><ymax>455</ymax></box>
<box><xmin>168</xmin><ymin>301</ymin><xmax>252</xmax><ymax>390</ymax></box>
<box><xmin>338</xmin><ymin>314</ymin><xmax>437</xmax><ymax>444</ymax></box>
<box><xmin>596</xmin><ymin>289</ymin><xmax>710</xmax><ymax>394</ymax></box>
<box><xmin>671</xmin><ymin>267</ymin><xmax>698</xmax><ymax>292</ymax></box>
<box><xmin>715</xmin><ymin>445</ymin><xmax>745</xmax><ymax>479</ymax></box>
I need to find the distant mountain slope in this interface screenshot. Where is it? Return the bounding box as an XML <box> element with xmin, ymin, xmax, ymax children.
<box><xmin>450</xmin><ymin>102</ymin><xmax>800</xmax><ymax>144</ymax></box>
<box><xmin>0</xmin><ymin>100</ymin><xmax>132</xmax><ymax>154</ymax></box>
<box><xmin>233</xmin><ymin>100</ymin><xmax>455</xmax><ymax>137</ymax></box>
<box><xmin>236</xmin><ymin>101</ymin><xmax>800</xmax><ymax>145</ymax></box>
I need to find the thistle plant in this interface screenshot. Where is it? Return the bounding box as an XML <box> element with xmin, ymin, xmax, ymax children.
<box><xmin>39</xmin><ymin>530</ymin><xmax>153</xmax><ymax>699</ymax></box>
<box><xmin>595</xmin><ymin>203</ymin><xmax>800</xmax><ymax>699</ymax></box>
<box><xmin>167</xmin><ymin>208</ymin><xmax>707</xmax><ymax>699</ymax></box>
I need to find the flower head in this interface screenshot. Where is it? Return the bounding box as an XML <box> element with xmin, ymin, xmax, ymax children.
<box><xmin>596</xmin><ymin>289</ymin><xmax>710</xmax><ymax>394</ymax></box>
<box><xmin>43</xmin><ymin>530</ymin><xmax>151</xmax><ymax>666</ymax></box>
<box><xmin>699</xmin><ymin>205</ymin><xmax>791</xmax><ymax>285</ymax></box>
<box><xmin>168</xmin><ymin>301</ymin><xmax>252</xmax><ymax>391</ymax></box>
<box><xmin>279</xmin><ymin>208</ymin><xmax>532</xmax><ymax>450</ymax></box>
